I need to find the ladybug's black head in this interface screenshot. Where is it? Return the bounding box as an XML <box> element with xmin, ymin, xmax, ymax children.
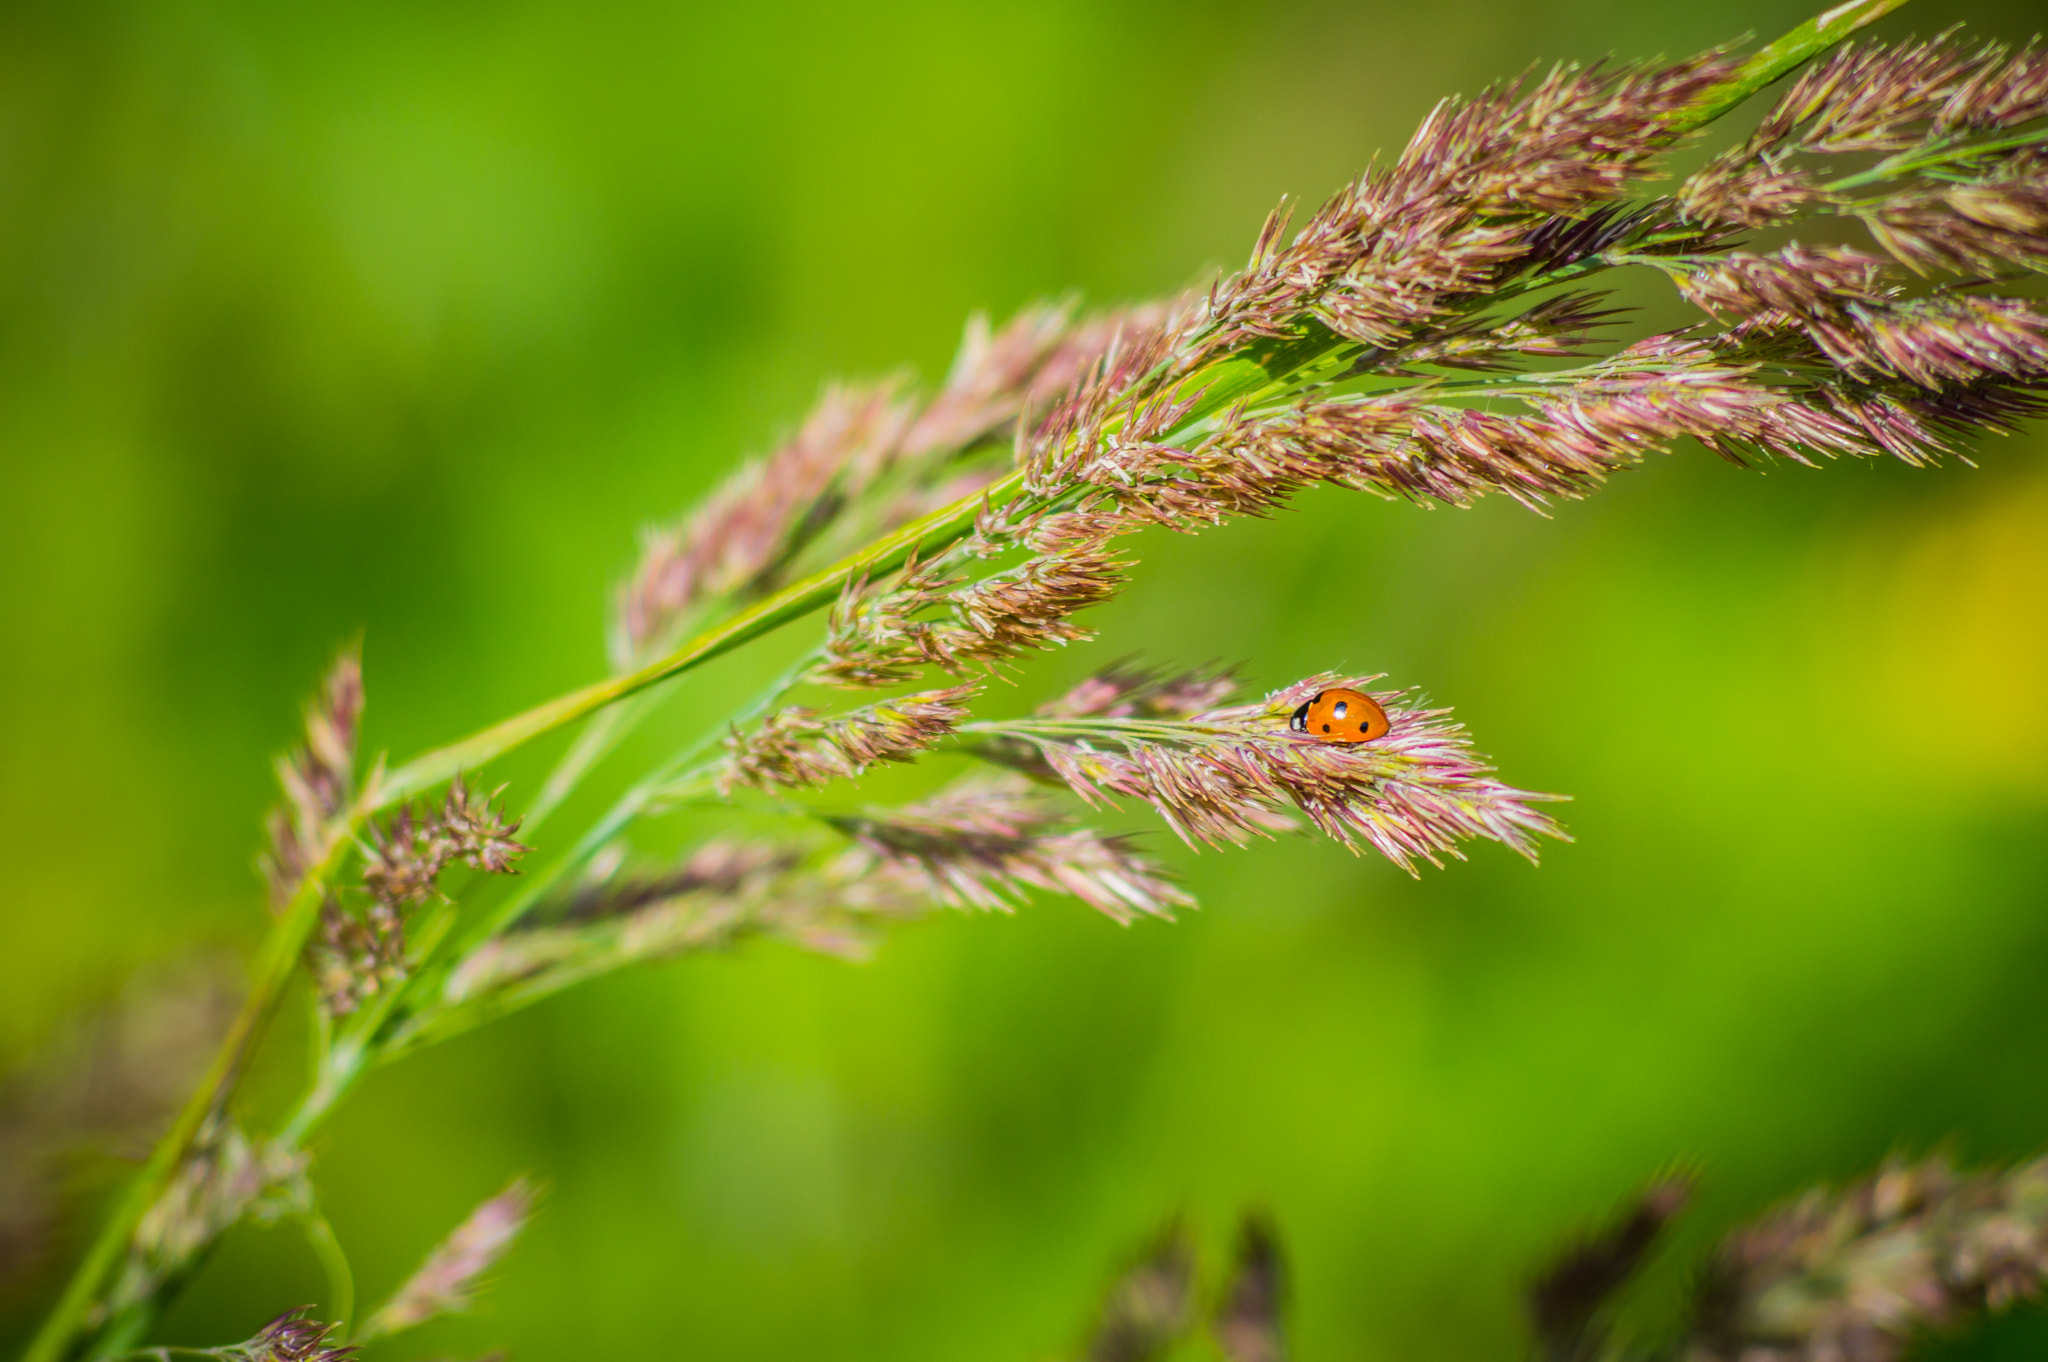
<box><xmin>1287</xmin><ymin>692</ymin><xmax>1324</xmax><ymax>732</ymax></box>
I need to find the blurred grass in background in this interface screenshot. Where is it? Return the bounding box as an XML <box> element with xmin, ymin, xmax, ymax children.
<box><xmin>3</xmin><ymin>0</ymin><xmax>2047</xmax><ymax>1358</ymax></box>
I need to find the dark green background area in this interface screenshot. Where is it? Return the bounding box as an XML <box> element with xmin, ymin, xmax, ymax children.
<box><xmin>4</xmin><ymin>1</ymin><xmax>2047</xmax><ymax>1358</ymax></box>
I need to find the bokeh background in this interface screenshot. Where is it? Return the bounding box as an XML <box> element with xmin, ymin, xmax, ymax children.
<box><xmin>4</xmin><ymin>1</ymin><xmax>2047</xmax><ymax>1358</ymax></box>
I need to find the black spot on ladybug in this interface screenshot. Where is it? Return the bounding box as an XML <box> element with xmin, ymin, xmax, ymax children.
<box><xmin>1321</xmin><ymin>723</ymin><xmax>1331</xmax><ymax>732</ymax></box>
<box><xmin>1333</xmin><ymin>700</ymin><xmax>1349</xmax><ymax>719</ymax></box>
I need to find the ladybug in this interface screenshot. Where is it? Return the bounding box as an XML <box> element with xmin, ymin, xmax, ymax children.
<box><xmin>1288</xmin><ymin>687</ymin><xmax>1389</xmax><ymax>743</ymax></box>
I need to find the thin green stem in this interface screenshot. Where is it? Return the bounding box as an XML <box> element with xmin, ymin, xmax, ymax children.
<box><xmin>279</xmin><ymin>895</ymin><xmax>461</xmax><ymax>1147</ymax></box>
<box><xmin>370</xmin><ymin>486</ymin><xmax>1007</xmax><ymax>808</ymax></box>
<box><xmin>303</xmin><ymin>988</ymin><xmax>332</xmax><ymax>1093</ymax></box>
<box><xmin>299</xmin><ymin>1214</ymin><xmax>354</xmax><ymax>1333</ymax></box>
<box><xmin>518</xmin><ymin>600</ymin><xmax>747</xmax><ymax>841</ymax></box>
<box><xmin>1669</xmin><ymin>0</ymin><xmax>1912</xmax><ymax>133</ymax></box>
<box><xmin>383</xmin><ymin>913</ymin><xmax>719</xmax><ymax>1057</ymax></box>
<box><xmin>283</xmin><ymin>692</ymin><xmax>758</xmax><ymax>1175</ymax></box>
<box><xmin>1824</xmin><ymin>126</ymin><xmax>2048</xmax><ymax>192</ymax></box>
<box><xmin>22</xmin><ymin>831</ymin><xmax>357</xmax><ymax>1362</ymax></box>
<box><xmin>354</xmin><ymin>649</ymin><xmax>821</xmax><ymax>1075</ymax></box>
<box><xmin>521</xmin><ymin>700</ymin><xmax>637</xmax><ymax>838</ymax></box>
<box><xmin>961</xmin><ymin>716</ymin><xmax>1256</xmax><ymax>746</ymax></box>
<box><xmin>1486</xmin><ymin>231</ymin><xmax>1728</xmax><ymax>304</ymax></box>
<box><xmin>459</xmin><ymin>649</ymin><xmax>817</xmax><ymax>953</ymax></box>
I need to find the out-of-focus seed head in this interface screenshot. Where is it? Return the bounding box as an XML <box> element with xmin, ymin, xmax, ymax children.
<box><xmin>361</xmin><ymin>1177</ymin><xmax>537</xmax><ymax>1341</ymax></box>
<box><xmin>361</xmin><ymin>779</ymin><xmax>528</xmax><ymax>914</ymax></box>
<box><xmin>445</xmin><ymin>830</ymin><xmax>950</xmax><ymax>1007</ymax></box>
<box><xmin>315</xmin><ymin>777</ymin><xmax>528</xmax><ymax>1015</ymax></box>
<box><xmin>1531</xmin><ymin>1178</ymin><xmax>1692</xmax><ymax>1362</ymax></box>
<box><xmin>235</xmin><ymin>1310</ymin><xmax>358</xmax><ymax>1362</ymax></box>
<box><xmin>617</xmin><ymin>299</ymin><xmax>1189</xmax><ymax>675</ymax></box>
<box><xmin>618</xmin><ymin>383</ymin><xmax>916</xmax><ymax>664</ymax></box>
<box><xmin>559</xmin><ymin>840</ymin><xmax>798</xmax><ymax>924</ymax></box>
<box><xmin>0</xmin><ymin>958</ymin><xmax>240</xmax><ymax>1292</ymax></box>
<box><xmin>1687</xmin><ymin>1154</ymin><xmax>2048</xmax><ymax>1362</ymax></box>
<box><xmin>1214</xmin><ymin>1215</ymin><xmax>1289</xmax><ymax>1362</ymax></box>
<box><xmin>1040</xmin><ymin>664</ymin><xmax>1241</xmax><ymax>722</ymax></box>
<box><xmin>109</xmin><ymin>1121</ymin><xmax>310</xmax><ymax>1322</ymax></box>
<box><xmin>903</xmin><ymin>300</ymin><xmax>1180</xmax><ymax>460</ymax></box>
<box><xmin>260</xmin><ymin>649</ymin><xmax>363</xmax><ymax>909</ymax></box>
<box><xmin>1084</xmin><ymin>1220</ymin><xmax>1200</xmax><ymax>1362</ymax></box>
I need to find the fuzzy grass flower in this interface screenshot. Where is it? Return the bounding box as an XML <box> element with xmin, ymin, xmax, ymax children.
<box><xmin>970</xmin><ymin>672</ymin><xmax>1565</xmax><ymax>870</ymax></box>
<box><xmin>23</xmin><ymin>5</ymin><xmax>2048</xmax><ymax>1359</ymax></box>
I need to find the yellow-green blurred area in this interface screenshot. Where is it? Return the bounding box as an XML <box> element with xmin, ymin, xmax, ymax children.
<box><xmin>5</xmin><ymin>0</ymin><xmax>2048</xmax><ymax>1358</ymax></box>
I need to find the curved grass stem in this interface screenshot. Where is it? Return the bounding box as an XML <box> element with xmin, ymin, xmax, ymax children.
<box><xmin>22</xmin><ymin>831</ymin><xmax>357</xmax><ymax>1362</ymax></box>
<box><xmin>299</xmin><ymin>1214</ymin><xmax>354</xmax><ymax>1334</ymax></box>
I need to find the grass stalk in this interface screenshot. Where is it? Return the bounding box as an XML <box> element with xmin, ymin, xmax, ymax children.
<box><xmin>22</xmin><ymin>834</ymin><xmax>355</xmax><ymax>1362</ymax></box>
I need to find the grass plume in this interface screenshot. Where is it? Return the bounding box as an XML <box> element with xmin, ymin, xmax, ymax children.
<box><xmin>19</xmin><ymin>4</ymin><xmax>2048</xmax><ymax>1359</ymax></box>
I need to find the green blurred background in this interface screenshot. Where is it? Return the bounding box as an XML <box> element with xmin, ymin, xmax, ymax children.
<box><xmin>4</xmin><ymin>0</ymin><xmax>2047</xmax><ymax>1358</ymax></box>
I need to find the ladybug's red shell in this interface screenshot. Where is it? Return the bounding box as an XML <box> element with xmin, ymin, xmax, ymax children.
<box><xmin>1288</xmin><ymin>687</ymin><xmax>1389</xmax><ymax>743</ymax></box>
